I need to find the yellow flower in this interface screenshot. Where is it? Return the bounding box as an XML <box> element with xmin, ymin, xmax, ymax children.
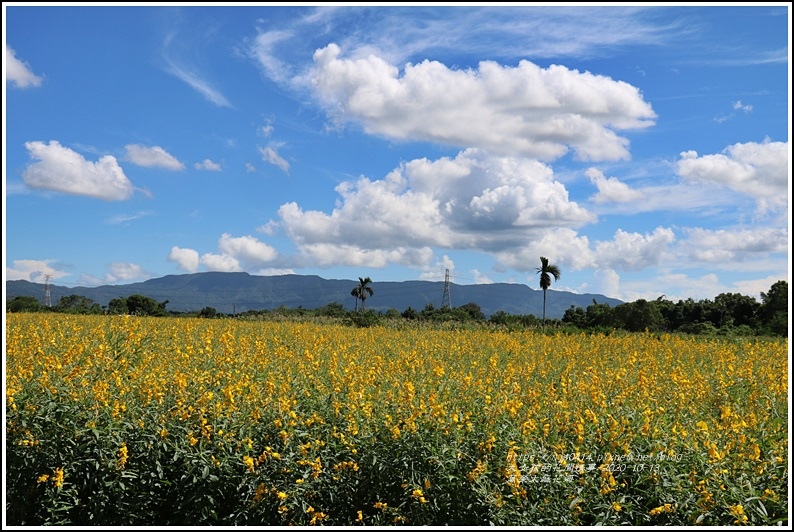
<box><xmin>729</xmin><ymin>504</ymin><xmax>748</xmax><ymax>524</ymax></box>
<box><xmin>243</xmin><ymin>455</ymin><xmax>255</xmax><ymax>472</ymax></box>
<box><xmin>117</xmin><ymin>442</ymin><xmax>129</xmax><ymax>470</ymax></box>
<box><xmin>356</xmin><ymin>510</ymin><xmax>363</xmax><ymax>522</ymax></box>
<box><xmin>37</xmin><ymin>474</ymin><xmax>50</xmax><ymax>483</ymax></box>
<box><xmin>649</xmin><ymin>503</ymin><xmax>674</xmax><ymax>516</ymax></box>
<box><xmin>52</xmin><ymin>467</ymin><xmax>65</xmax><ymax>489</ymax></box>
<box><xmin>277</xmin><ymin>491</ymin><xmax>288</xmax><ymax>500</ymax></box>
<box><xmin>611</xmin><ymin>502</ymin><xmax>622</xmax><ymax>512</ymax></box>
<box><xmin>252</xmin><ymin>483</ymin><xmax>266</xmax><ymax>504</ymax></box>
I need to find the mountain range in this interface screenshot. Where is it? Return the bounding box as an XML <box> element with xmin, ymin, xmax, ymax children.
<box><xmin>5</xmin><ymin>272</ymin><xmax>624</xmax><ymax>319</ymax></box>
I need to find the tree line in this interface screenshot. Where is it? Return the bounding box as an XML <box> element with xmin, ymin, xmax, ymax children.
<box><xmin>6</xmin><ymin>279</ymin><xmax>788</xmax><ymax>337</ymax></box>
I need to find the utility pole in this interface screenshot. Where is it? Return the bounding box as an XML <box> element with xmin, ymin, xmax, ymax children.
<box><xmin>441</xmin><ymin>269</ymin><xmax>452</xmax><ymax>309</ymax></box>
<box><xmin>43</xmin><ymin>274</ymin><xmax>52</xmax><ymax>307</ymax></box>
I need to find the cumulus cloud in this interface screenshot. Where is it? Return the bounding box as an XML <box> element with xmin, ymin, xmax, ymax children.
<box><xmin>5</xmin><ymin>45</ymin><xmax>43</xmax><ymax>88</ymax></box>
<box><xmin>586</xmin><ymin>167</ymin><xmax>644</xmax><ymax>203</ymax></box>
<box><xmin>682</xmin><ymin>227</ymin><xmax>788</xmax><ymax>263</ymax></box>
<box><xmin>309</xmin><ymin>43</ymin><xmax>656</xmax><ymax>161</ymax></box>
<box><xmin>195</xmin><ymin>159</ymin><xmax>222</xmax><ymax>171</ymax></box>
<box><xmin>594</xmin><ymin>227</ymin><xmax>675</xmax><ymax>271</ymax></box>
<box><xmin>490</xmin><ymin>227</ymin><xmax>595</xmax><ymax>279</ymax></box>
<box><xmin>296</xmin><ymin>243</ymin><xmax>435</xmax><ymax>268</ymax></box>
<box><xmin>200</xmin><ymin>253</ymin><xmax>242</xmax><ymax>272</ymax></box>
<box><xmin>168</xmin><ymin>246</ymin><xmax>200</xmax><ymax>272</ymax></box>
<box><xmin>471</xmin><ymin>269</ymin><xmax>494</xmax><ymax>284</ymax></box>
<box><xmin>6</xmin><ymin>259</ymin><xmax>69</xmax><ymax>283</ymax></box>
<box><xmin>676</xmin><ymin>139</ymin><xmax>788</xmax><ymax>211</ymax></box>
<box><xmin>169</xmin><ymin>235</ymin><xmax>281</xmax><ymax>273</ymax></box>
<box><xmin>125</xmin><ymin>144</ymin><xmax>185</xmax><ymax>171</ymax></box>
<box><xmin>22</xmin><ymin>141</ymin><xmax>135</xmax><ymax>201</ymax></box>
<box><xmin>259</xmin><ymin>145</ymin><xmax>290</xmax><ymax>173</ymax></box>
<box><xmin>76</xmin><ymin>262</ymin><xmax>150</xmax><ymax>286</ymax></box>
<box><xmin>217</xmin><ymin>233</ymin><xmax>279</xmax><ymax>265</ymax></box>
<box><xmin>105</xmin><ymin>262</ymin><xmax>150</xmax><ymax>282</ymax></box>
<box><xmin>277</xmin><ymin>149</ymin><xmax>595</xmax><ymax>268</ymax></box>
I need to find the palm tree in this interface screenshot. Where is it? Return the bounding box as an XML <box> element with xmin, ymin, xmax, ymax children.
<box><xmin>536</xmin><ymin>256</ymin><xmax>561</xmax><ymax>329</ymax></box>
<box><xmin>352</xmin><ymin>277</ymin><xmax>374</xmax><ymax>312</ymax></box>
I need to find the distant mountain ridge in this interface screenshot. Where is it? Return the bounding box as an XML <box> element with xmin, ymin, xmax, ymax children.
<box><xmin>5</xmin><ymin>272</ymin><xmax>624</xmax><ymax>319</ymax></box>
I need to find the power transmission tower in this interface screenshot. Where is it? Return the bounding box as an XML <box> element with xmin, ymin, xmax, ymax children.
<box><xmin>43</xmin><ymin>274</ymin><xmax>52</xmax><ymax>307</ymax></box>
<box><xmin>441</xmin><ymin>269</ymin><xmax>452</xmax><ymax>309</ymax></box>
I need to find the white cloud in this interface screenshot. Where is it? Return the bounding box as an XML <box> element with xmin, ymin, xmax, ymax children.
<box><xmin>734</xmin><ymin>274</ymin><xmax>790</xmax><ymax>301</ymax></box>
<box><xmin>217</xmin><ymin>233</ymin><xmax>279</xmax><ymax>265</ymax></box>
<box><xmin>682</xmin><ymin>227</ymin><xmax>788</xmax><ymax>263</ymax></box>
<box><xmin>6</xmin><ymin>259</ymin><xmax>69</xmax><ymax>283</ymax></box>
<box><xmin>246</xmin><ymin>163</ymin><xmax>257</xmax><ymax>173</ymax></box>
<box><xmin>200</xmin><ymin>253</ymin><xmax>242</xmax><ymax>272</ymax></box>
<box><xmin>76</xmin><ymin>262</ymin><xmax>150</xmax><ymax>286</ymax></box>
<box><xmin>125</xmin><ymin>144</ymin><xmax>185</xmax><ymax>171</ymax></box>
<box><xmin>163</xmin><ymin>56</ymin><xmax>232</xmax><ymax>108</ymax></box>
<box><xmin>256</xmin><ymin>220</ymin><xmax>279</xmax><ymax>236</ymax></box>
<box><xmin>676</xmin><ymin>139</ymin><xmax>789</xmax><ymax>211</ymax></box>
<box><xmin>259</xmin><ymin>123</ymin><xmax>275</xmax><ymax>137</ymax></box>
<box><xmin>279</xmin><ymin>149</ymin><xmax>594</xmax><ymax>266</ymax></box>
<box><xmin>493</xmin><ymin>228</ymin><xmax>594</xmax><ymax>273</ymax></box>
<box><xmin>249</xmin><ymin>29</ymin><xmax>295</xmax><ymax>84</ymax></box>
<box><xmin>732</xmin><ymin>100</ymin><xmax>753</xmax><ymax>112</ymax></box>
<box><xmin>168</xmin><ymin>246</ymin><xmax>200</xmax><ymax>272</ymax></box>
<box><xmin>22</xmin><ymin>141</ymin><xmax>135</xmax><ymax>201</ymax></box>
<box><xmin>294</xmin><ymin>243</ymin><xmax>435</xmax><ymax>268</ymax></box>
<box><xmin>586</xmin><ymin>167</ymin><xmax>644</xmax><ymax>203</ymax></box>
<box><xmin>253</xmin><ymin>268</ymin><xmax>296</xmax><ymax>276</ymax></box>
<box><xmin>106</xmin><ymin>211</ymin><xmax>153</xmax><ymax>225</ymax></box>
<box><xmin>419</xmin><ymin>255</ymin><xmax>456</xmax><ymax>280</ymax></box>
<box><xmin>594</xmin><ymin>227</ymin><xmax>676</xmax><ymax>271</ymax></box>
<box><xmin>582</xmin><ymin>268</ymin><xmax>622</xmax><ymax>300</ymax></box>
<box><xmin>195</xmin><ymin>159</ymin><xmax>222</xmax><ymax>171</ymax></box>
<box><xmin>105</xmin><ymin>262</ymin><xmax>149</xmax><ymax>283</ymax></box>
<box><xmin>471</xmin><ymin>269</ymin><xmax>493</xmax><ymax>284</ymax></box>
<box><xmin>5</xmin><ymin>45</ymin><xmax>43</xmax><ymax>88</ymax></box>
<box><xmin>259</xmin><ymin>145</ymin><xmax>290</xmax><ymax>173</ymax></box>
<box><xmin>309</xmin><ymin>43</ymin><xmax>655</xmax><ymax>161</ymax></box>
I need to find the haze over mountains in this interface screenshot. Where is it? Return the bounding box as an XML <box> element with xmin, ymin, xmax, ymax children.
<box><xmin>6</xmin><ymin>272</ymin><xmax>624</xmax><ymax>319</ymax></box>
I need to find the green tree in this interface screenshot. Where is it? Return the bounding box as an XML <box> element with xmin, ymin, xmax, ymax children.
<box><xmin>199</xmin><ymin>306</ymin><xmax>217</xmax><ymax>318</ymax></box>
<box><xmin>758</xmin><ymin>280</ymin><xmax>788</xmax><ymax>336</ymax></box>
<box><xmin>54</xmin><ymin>294</ymin><xmax>102</xmax><ymax>314</ymax></box>
<box><xmin>535</xmin><ymin>256</ymin><xmax>561</xmax><ymax>328</ymax></box>
<box><xmin>351</xmin><ymin>287</ymin><xmax>359</xmax><ymax>311</ymax></box>
<box><xmin>457</xmin><ymin>302</ymin><xmax>486</xmax><ymax>321</ymax></box>
<box><xmin>125</xmin><ymin>294</ymin><xmax>168</xmax><ymax>317</ymax></box>
<box><xmin>6</xmin><ymin>296</ymin><xmax>45</xmax><ymax>313</ymax></box>
<box><xmin>107</xmin><ymin>297</ymin><xmax>129</xmax><ymax>315</ymax></box>
<box><xmin>351</xmin><ymin>277</ymin><xmax>374</xmax><ymax>311</ymax></box>
<box><xmin>613</xmin><ymin>299</ymin><xmax>665</xmax><ymax>332</ymax></box>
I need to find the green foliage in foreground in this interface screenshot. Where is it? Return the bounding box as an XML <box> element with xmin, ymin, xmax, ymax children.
<box><xmin>5</xmin><ymin>315</ymin><xmax>788</xmax><ymax>526</ymax></box>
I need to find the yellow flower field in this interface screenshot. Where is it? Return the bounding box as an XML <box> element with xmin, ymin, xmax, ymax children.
<box><xmin>5</xmin><ymin>313</ymin><xmax>789</xmax><ymax>525</ymax></box>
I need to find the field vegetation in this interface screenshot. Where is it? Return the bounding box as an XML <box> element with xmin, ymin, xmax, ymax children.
<box><xmin>5</xmin><ymin>313</ymin><xmax>789</xmax><ymax>525</ymax></box>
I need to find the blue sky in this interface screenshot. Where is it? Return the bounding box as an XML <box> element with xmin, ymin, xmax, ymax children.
<box><xmin>3</xmin><ymin>3</ymin><xmax>791</xmax><ymax>304</ymax></box>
